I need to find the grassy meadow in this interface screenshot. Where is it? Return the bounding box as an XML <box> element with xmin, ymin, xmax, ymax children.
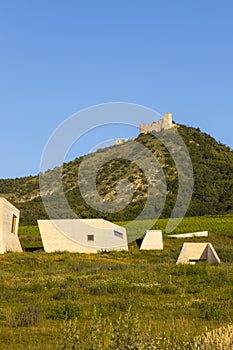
<box><xmin>0</xmin><ymin>215</ymin><xmax>232</xmax><ymax>349</ymax></box>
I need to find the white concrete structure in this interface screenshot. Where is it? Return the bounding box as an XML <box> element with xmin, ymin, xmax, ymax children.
<box><xmin>176</xmin><ymin>242</ymin><xmax>220</xmax><ymax>265</ymax></box>
<box><xmin>169</xmin><ymin>231</ymin><xmax>208</xmax><ymax>239</ymax></box>
<box><xmin>140</xmin><ymin>230</ymin><xmax>163</xmax><ymax>250</ymax></box>
<box><xmin>37</xmin><ymin>219</ymin><xmax>128</xmax><ymax>253</ymax></box>
<box><xmin>0</xmin><ymin>198</ymin><xmax>22</xmax><ymax>253</ymax></box>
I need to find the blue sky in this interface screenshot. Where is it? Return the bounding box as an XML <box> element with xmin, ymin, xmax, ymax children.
<box><xmin>0</xmin><ymin>0</ymin><xmax>232</xmax><ymax>179</ymax></box>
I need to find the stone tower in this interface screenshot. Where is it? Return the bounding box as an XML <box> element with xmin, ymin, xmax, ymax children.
<box><xmin>163</xmin><ymin>112</ymin><xmax>172</xmax><ymax>128</ymax></box>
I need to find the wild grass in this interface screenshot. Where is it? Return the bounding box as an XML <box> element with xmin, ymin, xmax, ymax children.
<box><xmin>58</xmin><ymin>311</ymin><xmax>233</xmax><ymax>349</ymax></box>
<box><xmin>190</xmin><ymin>324</ymin><xmax>233</xmax><ymax>349</ymax></box>
<box><xmin>0</xmin><ymin>215</ymin><xmax>232</xmax><ymax>349</ymax></box>
<box><xmin>117</xmin><ymin>214</ymin><xmax>233</xmax><ymax>244</ymax></box>
<box><xmin>18</xmin><ymin>225</ymin><xmax>43</xmax><ymax>250</ymax></box>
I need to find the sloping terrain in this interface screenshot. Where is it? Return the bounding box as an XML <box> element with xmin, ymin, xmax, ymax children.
<box><xmin>0</xmin><ymin>124</ymin><xmax>233</xmax><ymax>225</ymax></box>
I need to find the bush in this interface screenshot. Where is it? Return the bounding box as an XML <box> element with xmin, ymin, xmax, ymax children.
<box><xmin>198</xmin><ymin>302</ymin><xmax>225</xmax><ymax>321</ymax></box>
<box><xmin>18</xmin><ymin>306</ymin><xmax>41</xmax><ymax>327</ymax></box>
<box><xmin>46</xmin><ymin>301</ymin><xmax>79</xmax><ymax>320</ymax></box>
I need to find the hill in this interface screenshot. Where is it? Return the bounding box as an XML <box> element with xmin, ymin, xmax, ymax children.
<box><xmin>0</xmin><ymin>124</ymin><xmax>233</xmax><ymax>225</ymax></box>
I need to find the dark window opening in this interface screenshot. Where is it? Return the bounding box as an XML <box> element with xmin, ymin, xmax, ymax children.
<box><xmin>189</xmin><ymin>259</ymin><xmax>199</xmax><ymax>264</ymax></box>
<box><xmin>87</xmin><ymin>234</ymin><xmax>94</xmax><ymax>242</ymax></box>
<box><xmin>11</xmin><ymin>214</ymin><xmax>17</xmax><ymax>234</ymax></box>
<box><xmin>114</xmin><ymin>230</ymin><xmax>123</xmax><ymax>239</ymax></box>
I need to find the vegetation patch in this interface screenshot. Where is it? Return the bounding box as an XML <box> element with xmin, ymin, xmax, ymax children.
<box><xmin>0</xmin><ymin>216</ymin><xmax>232</xmax><ymax>348</ymax></box>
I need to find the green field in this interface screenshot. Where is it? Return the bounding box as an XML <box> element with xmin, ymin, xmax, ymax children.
<box><xmin>0</xmin><ymin>216</ymin><xmax>232</xmax><ymax>349</ymax></box>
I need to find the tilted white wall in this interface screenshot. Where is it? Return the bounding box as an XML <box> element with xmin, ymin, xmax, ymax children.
<box><xmin>0</xmin><ymin>198</ymin><xmax>22</xmax><ymax>254</ymax></box>
<box><xmin>140</xmin><ymin>230</ymin><xmax>163</xmax><ymax>250</ymax></box>
<box><xmin>38</xmin><ymin>219</ymin><xmax>128</xmax><ymax>253</ymax></box>
<box><xmin>169</xmin><ymin>231</ymin><xmax>208</xmax><ymax>239</ymax></box>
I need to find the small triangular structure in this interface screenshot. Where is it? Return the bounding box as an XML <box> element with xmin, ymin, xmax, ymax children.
<box><xmin>0</xmin><ymin>198</ymin><xmax>22</xmax><ymax>253</ymax></box>
<box><xmin>176</xmin><ymin>242</ymin><xmax>220</xmax><ymax>265</ymax></box>
<box><xmin>140</xmin><ymin>230</ymin><xmax>163</xmax><ymax>250</ymax></box>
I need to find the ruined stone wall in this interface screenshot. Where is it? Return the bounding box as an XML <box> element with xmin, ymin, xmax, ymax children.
<box><xmin>114</xmin><ymin>139</ymin><xmax>128</xmax><ymax>145</ymax></box>
<box><xmin>140</xmin><ymin>119</ymin><xmax>164</xmax><ymax>134</ymax></box>
<box><xmin>140</xmin><ymin>113</ymin><xmax>173</xmax><ymax>134</ymax></box>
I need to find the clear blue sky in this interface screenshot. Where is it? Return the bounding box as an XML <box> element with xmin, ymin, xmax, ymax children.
<box><xmin>0</xmin><ymin>0</ymin><xmax>232</xmax><ymax>179</ymax></box>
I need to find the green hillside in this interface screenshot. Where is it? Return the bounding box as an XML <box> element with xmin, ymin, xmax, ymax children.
<box><xmin>0</xmin><ymin>124</ymin><xmax>233</xmax><ymax>225</ymax></box>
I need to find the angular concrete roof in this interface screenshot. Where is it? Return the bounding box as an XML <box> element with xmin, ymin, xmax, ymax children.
<box><xmin>176</xmin><ymin>242</ymin><xmax>220</xmax><ymax>264</ymax></box>
<box><xmin>140</xmin><ymin>230</ymin><xmax>163</xmax><ymax>250</ymax></box>
<box><xmin>38</xmin><ymin>218</ymin><xmax>128</xmax><ymax>253</ymax></box>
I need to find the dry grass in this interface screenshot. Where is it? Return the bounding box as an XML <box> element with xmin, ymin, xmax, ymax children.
<box><xmin>191</xmin><ymin>324</ymin><xmax>233</xmax><ymax>349</ymax></box>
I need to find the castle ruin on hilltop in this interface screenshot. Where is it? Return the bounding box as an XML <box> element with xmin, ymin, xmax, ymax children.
<box><xmin>114</xmin><ymin>112</ymin><xmax>175</xmax><ymax>145</ymax></box>
<box><xmin>140</xmin><ymin>112</ymin><xmax>174</xmax><ymax>134</ymax></box>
